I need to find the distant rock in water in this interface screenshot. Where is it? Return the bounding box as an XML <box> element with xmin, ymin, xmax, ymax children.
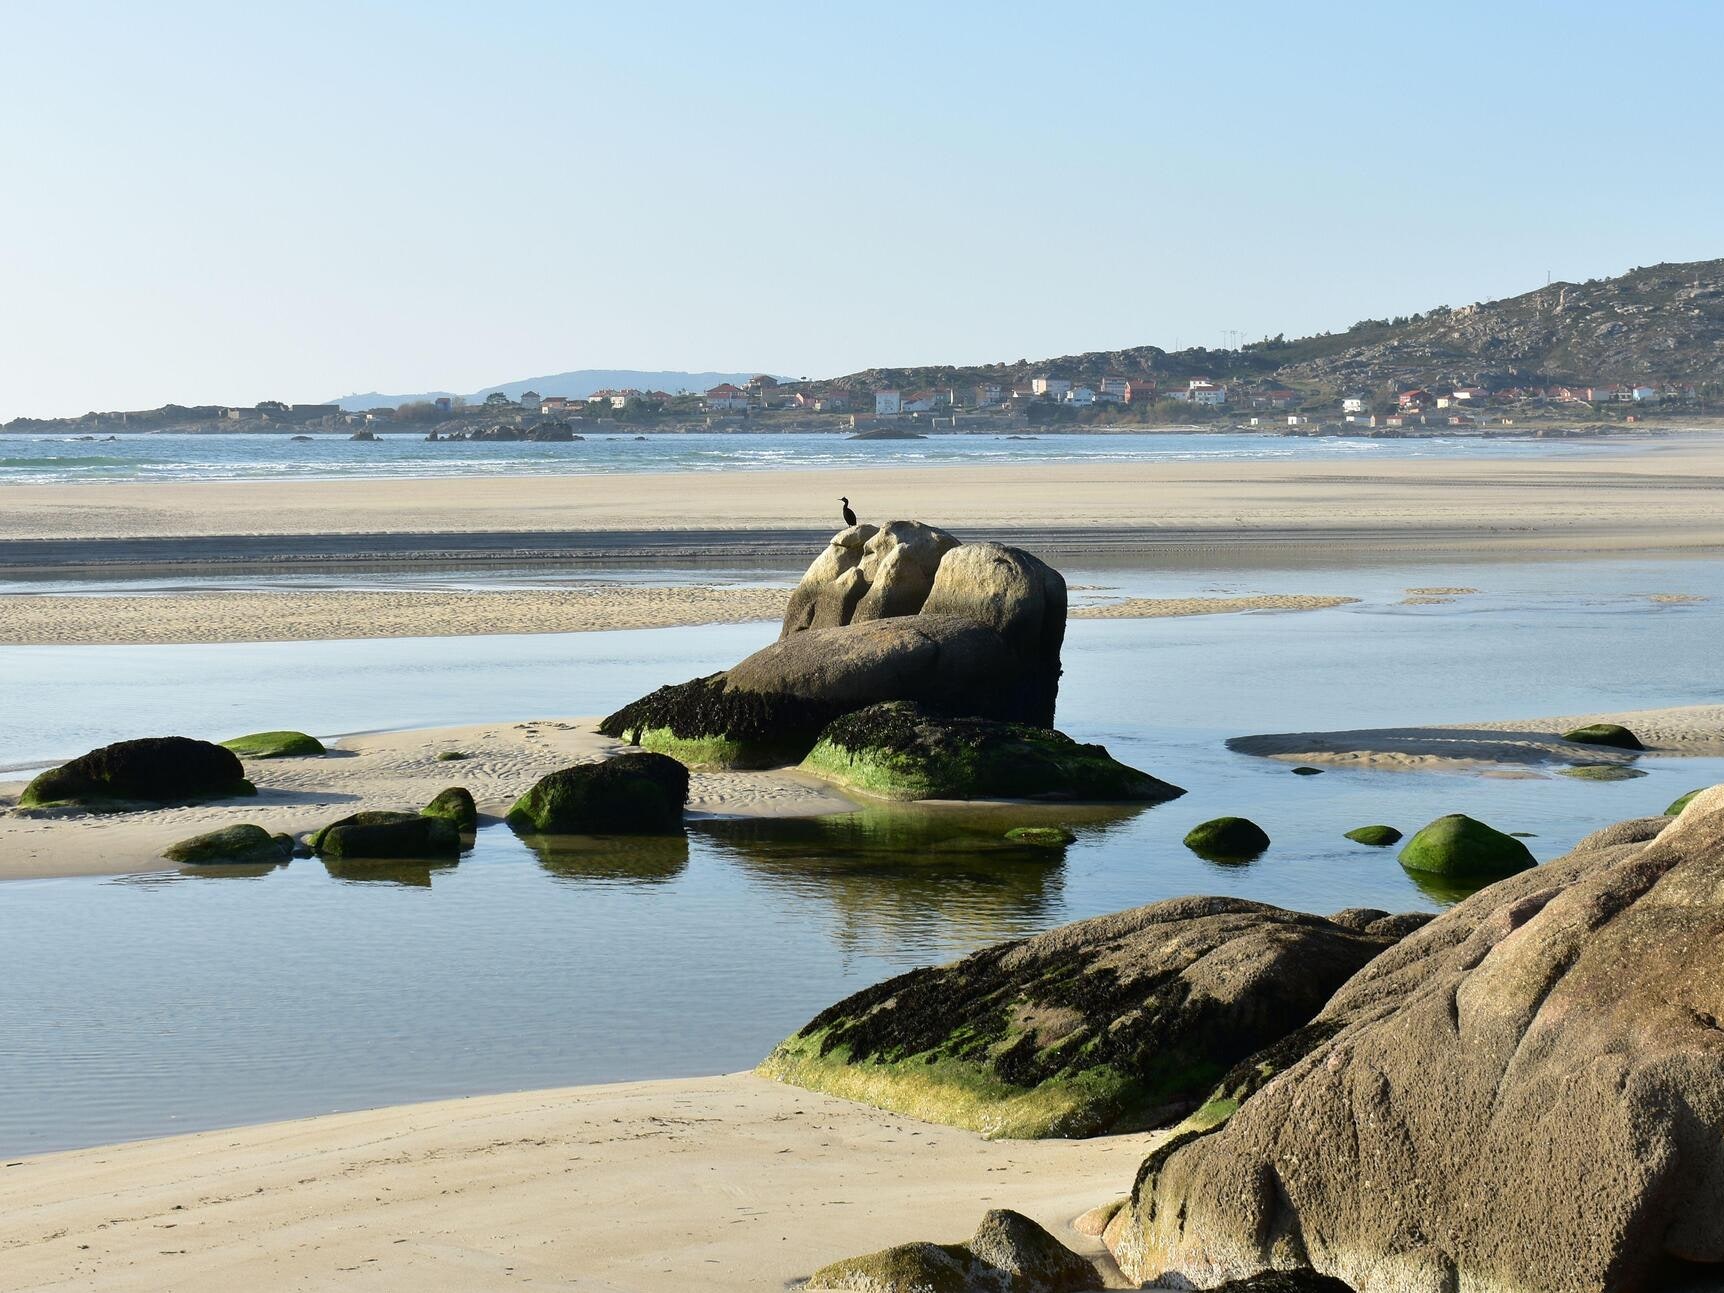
<box><xmin>349</xmin><ymin>430</ymin><xmax>378</xmax><ymax>441</ymax></box>
<box><xmin>505</xmin><ymin>754</ymin><xmax>689</xmax><ymax>835</ymax></box>
<box><xmin>18</xmin><ymin>737</ymin><xmax>255</xmax><ymax>812</ymax></box>
<box><xmin>437</xmin><ymin>421</ymin><xmax>583</xmax><ymax>443</ymax></box>
<box><xmin>758</xmin><ymin>895</ymin><xmax>1414</xmax><ymax>1139</ymax></box>
<box><xmin>1184</xmin><ymin>816</ymin><xmax>1271</xmax><ymax>859</ymax></box>
<box><xmin>599</xmin><ymin>524</ymin><xmax>1068</xmax><ymax>770</ymax></box>
<box><xmin>800</xmin><ymin>701</ymin><xmax>1182</xmax><ymax>803</ymax></box>
<box><xmin>1106</xmin><ymin>804</ymin><xmax>1724</xmax><ymax>1291</ymax></box>
<box><xmin>1344</xmin><ymin>824</ymin><xmax>1402</xmax><ymax>846</ymax></box>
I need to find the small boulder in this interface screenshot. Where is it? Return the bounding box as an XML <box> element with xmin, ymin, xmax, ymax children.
<box><xmin>1290</xmin><ymin>766</ymin><xmax>1324</xmax><ymax>776</ymax></box>
<box><xmin>1005</xmin><ymin>826</ymin><xmax>1077</xmax><ymax>848</ymax></box>
<box><xmin>807</xmin><ymin>1211</ymin><xmax>1100</xmax><ymax>1293</ymax></box>
<box><xmin>1398</xmin><ymin>813</ymin><xmax>1535</xmax><ymax>878</ymax></box>
<box><xmin>311</xmin><ymin>810</ymin><xmax>460</xmax><ymax>859</ymax></box>
<box><xmin>1561</xmin><ymin>721</ymin><xmax>1646</xmax><ymax>750</ymax></box>
<box><xmin>422</xmin><ymin>786</ymin><xmax>477</xmax><ymax>834</ymax></box>
<box><xmin>436</xmin><ymin>750</ymin><xmax>469</xmax><ymax>762</ymax></box>
<box><xmin>968</xmin><ymin>1209</ymin><xmax>1101</xmax><ymax>1291</ymax></box>
<box><xmin>19</xmin><ymin>737</ymin><xmax>255</xmax><ymax>812</ymax></box>
<box><xmin>805</xmin><ymin>1241</ymin><xmax>978</xmax><ymax>1292</ymax></box>
<box><xmin>505</xmin><ymin>754</ymin><xmax>689</xmax><ymax>834</ymax></box>
<box><xmin>1183</xmin><ymin>817</ymin><xmax>1270</xmax><ymax>859</ymax></box>
<box><xmin>163</xmin><ymin>823</ymin><xmax>290</xmax><ymax>865</ymax></box>
<box><xmin>219</xmin><ymin>730</ymin><xmax>325</xmax><ymax>759</ymax></box>
<box><xmin>1343</xmin><ymin>824</ymin><xmax>1402</xmax><ymax>847</ymax></box>
<box><xmin>801</xmin><ymin>702</ymin><xmax>1183</xmax><ymax>803</ymax></box>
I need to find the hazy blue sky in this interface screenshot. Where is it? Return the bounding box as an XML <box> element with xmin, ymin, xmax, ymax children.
<box><xmin>3</xmin><ymin>1</ymin><xmax>1720</xmax><ymax>418</ymax></box>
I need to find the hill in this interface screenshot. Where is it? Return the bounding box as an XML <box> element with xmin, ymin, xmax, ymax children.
<box><xmin>817</xmin><ymin>259</ymin><xmax>1724</xmax><ymax>397</ymax></box>
<box><xmin>331</xmin><ymin>370</ymin><xmax>766</xmax><ymax>411</ymax></box>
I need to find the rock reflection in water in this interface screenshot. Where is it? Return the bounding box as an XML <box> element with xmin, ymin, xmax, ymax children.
<box><xmin>176</xmin><ymin>862</ymin><xmax>289</xmax><ymax>881</ymax></box>
<box><xmin>695</xmin><ymin>803</ymin><xmax>1148</xmax><ymax>950</ymax></box>
<box><xmin>518</xmin><ymin>832</ymin><xmax>691</xmax><ymax>885</ymax></box>
<box><xmin>321</xmin><ymin>857</ymin><xmax>459</xmax><ymax>888</ymax></box>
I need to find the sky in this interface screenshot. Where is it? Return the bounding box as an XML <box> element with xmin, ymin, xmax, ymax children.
<box><xmin>2</xmin><ymin>0</ymin><xmax>1721</xmax><ymax>420</ymax></box>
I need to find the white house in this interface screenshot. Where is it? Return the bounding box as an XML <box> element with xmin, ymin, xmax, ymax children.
<box><xmin>1031</xmin><ymin>377</ymin><xmax>1071</xmax><ymax>398</ymax></box>
<box><xmin>973</xmin><ymin>381</ymin><xmax>1003</xmax><ymax>407</ymax></box>
<box><xmin>1065</xmin><ymin>386</ymin><xmax>1097</xmax><ymax>406</ymax></box>
<box><xmin>1341</xmin><ymin>394</ymin><xmax>1368</xmax><ymax>414</ymax></box>
<box><xmin>875</xmin><ymin>389</ymin><xmax>903</xmax><ymax>416</ymax></box>
<box><xmin>1186</xmin><ymin>379</ymin><xmax>1227</xmax><ymax>406</ymax></box>
<box><xmin>1631</xmin><ymin>384</ymin><xmax>1660</xmax><ymax>402</ymax></box>
<box><xmin>901</xmin><ymin>391</ymin><xmax>935</xmax><ymax>414</ymax></box>
<box><xmin>704</xmin><ymin>383</ymin><xmax>750</xmax><ymax>412</ymax></box>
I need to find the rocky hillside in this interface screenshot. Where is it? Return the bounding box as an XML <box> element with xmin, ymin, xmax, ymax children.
<box><xmin>823</xmin><ymin>258</ymin><xmax>1724</xmax><ymax>396</ymax></box>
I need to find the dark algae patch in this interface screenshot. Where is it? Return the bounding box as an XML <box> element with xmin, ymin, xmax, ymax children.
<box><xmin>505</xmin><ymin>754</ymin><xmax>689</xmax><ymax>834</ymax></box>
<box><xmin>598</xmin><ymin>674</ymin><xmax>848</xmax><ymax>769</ymax></box>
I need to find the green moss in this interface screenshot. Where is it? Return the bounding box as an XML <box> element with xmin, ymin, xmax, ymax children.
<box><xmin>1667</xmin><ymin>788</ymin><xmax>1708</xmax><ymax>816</ymax></box>
<box><xmin>163</xmin><ymin>823</ymin><xmax>289</xmax><ymax>865</ymax></box>
<box><xmin>505</xmin><ymin>755</ymin><xmax>689</xmax><ymax>834</ymax></box>
<box><xmin>801</xmin><ymin>702</ymin><xmax>1183</xmax><ymax>803</ymax></box>
<box><xmin>219</xmin><ymin>730</ymin><xmax>325</xmax><ymax>759</ymax></box>
<box><xmin>1344</xmin><ymin>824</ymin><xmax>1402</xmax><ymax>846</ymax></box>
<box><xmin>435</xmin><ymin>750</ymin><xmax>469</xmax><ymax>762</ymax></box>
<box><xmin>806</xmin><ymin>1241</ymin><xmax>978</xmax><ymax>1292</ymax></box>
<box><xmin>623</xmin><ymin>727</ymin><xmax>752</xmax><ymax>770</ymax></box>
<box><xmin>1561</xmin><ymin>722</ymin><xmax>1645</xmax><ymax>751</ymax></box>
<box><xmin>599</xmin><ymin>673</ymin><xmax>848</xmax><ymax>769</ymax></box>
<box><xmin>1560</xmin><ymin>763</ymin><xmax>1647</xmax><ymax>781</ymax></box>
<box><xmin>1183</xmin><ymin>817</ymin><xmax>1270</xmax><ymax>859</ymax></box>
<box><xmin>1004</xmin><ymin>826</ymin><xmax>1077</xmax><ymax>848</ymax></box>
<box><xmin>1399</xmin><ymin>813</ymin><xmax>1535</xmax><ymax>878</ymax></box>
<box><xmin>422</xmin><ymin>786</ymin><xmax>478</xmax><ymax>833</ymax></box>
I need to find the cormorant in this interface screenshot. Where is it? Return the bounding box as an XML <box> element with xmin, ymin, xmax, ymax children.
<box><xmin>839</xmin><ymin>496</ymin><xmax>857</xmax><ymax>527</ymax></box>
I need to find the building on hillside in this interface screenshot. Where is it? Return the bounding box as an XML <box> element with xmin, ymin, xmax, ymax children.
<box><xmin>1631</xmin><ymin>384</ymin><xmax>1660</xmax><ymax>402</ymax></box>
<box><xmin>540</xmin><ymin>396</ymin><xmax>579</xmax><ymax>414</ymax></box>
<box><xmin>1065</xmin><ymin>385</ymin><xmax>1097</xmax><ymax>406</ymax></box>
<box><xmin>1451</xmin><ymin>386</ymin><xmax>1488</xmax><ymax>402</ymax></box>
<box><xmin>519</xmin><ymin>390</ymin><xmax>541</xmax><ymax>409</ymax></box>
<box><xmin>1185</xmin><ymin>379</ymin><xmax>1227</xmax><ymax>406</ymax></box>
<box><xmin>607</xmin><ymin>389</ymin><xmax>642</xmax><ymax>410</ymax></box>
<box><xmin>1031</xmin><ymin>377</ymin><xmax>1071</xmax><ymax>399</ymax></box>
<box><xmin>1125</xmin><ymin>380</ymin><xmax>1156</xmax><ymax>404</ymax></box>
<box><xmin>1254</xmin><ymin>386</ymin><xmax>1296</xmax><ymax>409</ymax></box>
<box><xmin>901</xmin><ymin>391</ymin><xmax>935</xmax><ymax>414</ymax></box>
<box><xmin>704</xmin><ymin>383</ymin><xmax>749</xmax><ymax>412</ymax></box>
<box><xmin>974</xmin><ymin>381</ymin><xmax>1004</xmax><ymax>407</ymax></box>
<box><xmin>1397</xmin><ymin>388</ymin><xmax>1434</xmax><ymax>411</ymax></box>
<box><xmin>746</xmin><ymin>375</ymin><xmax>779</xmax><ymax>396</ymax></box>
<box><xmin>1341</xmin><ymin>393</ymin><xmax>1369</xmax><ymax>414</ymax></box>
<box><xmin>1286</xmin><ymin>414</ymin><xmax>1311</xmax><ymax>426</ymax></box>
<box><xmin>433</xmin><ymin>397</ymin><xmax>452</xmax><ymax>413</ymax></box>
<box><xmin>875</xmin><ymin>389</ymin><xmax>903</xmax><ymax>416</ymax></box>
<box><xmin>1098</xmin><ymin>377</ymin><xmax>1130</xmax><ymax>400</ymax></box>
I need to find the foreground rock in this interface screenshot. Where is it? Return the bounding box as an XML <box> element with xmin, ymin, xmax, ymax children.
<box><xmin>1107</xmin><ymin>801</ymin><xmax>1724</xmax><ymax>1291</ymax></box>
<box><xmin>599</xmin><ymin>528</ymin><xmax>1066</xmax><ymax>768</ymax></box>
<box><xmin>310</xmin><ymin>811</ymin><xmax>460</xmax><ymax>860</ymax></box>
<box><xmin>800</xmin><ymin>702</ymin><xmax>1183</xmax><ymax>803</ymax></box>
<box><xmin>759</xmin><ymin>896</ymin><xmax>1415</xmax><ymax>1139</ymax></box>
<box><xmin>163</xmin><ymin>823</ymin><xmax>291</xmax><ymax>865</ymax></box>
<box><xmin>505</xmin><ymin>754</ymin><xmax>688</xmax><ymax>834</ymax></box>
<box><xmin>219</xmin><ymin>730</ymin><xmax>325</xmax><ymax>759</ymax></box>
<box><xmin>807</xmin><ymin>1209</ymin><xmax>1099</xmax><ymax>1292</ymax></box>
<box><xmin>19</xmin><ymin>737</ymin><xmax>255</xmax><ymax>812</ymax></box>
<box><xmin>421</xmin><ymin>786</ymin><xmax>478</xmax><ymax>833</ymax></box>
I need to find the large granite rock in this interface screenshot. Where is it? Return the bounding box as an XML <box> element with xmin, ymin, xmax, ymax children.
<box><xmin>1107</xmin><ymin>802</ymin><xmax>1724</xmax><ymax>1292</ymax></box>
<box><xmin>19</xmin><ymin>737</ymin><xmax>256</xmax><ymax>812</ymax></box>
<box><xmin>758</xmin><ymin>896</ymin><xmax>1417</xmax><ymax>1139</ymax></box>
<box><xmin>799</xmin><ymin>701</ymin><xmax>1183</xmax><ymax>803</ymax></box>
<box><xmin>600</xmin><ymin>527</ymin><xmax>1068</xmax><ymax>769</ymax></box>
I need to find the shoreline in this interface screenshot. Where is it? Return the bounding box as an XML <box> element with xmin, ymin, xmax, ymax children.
<box><xmin>0</xmin><ymin>1071</ymin><xmax>1154</xmax><ymax>1291</ymax></box>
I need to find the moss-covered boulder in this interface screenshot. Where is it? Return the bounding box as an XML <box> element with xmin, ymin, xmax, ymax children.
<box><xmin>1004</xmin><ymin>826</ymin><xmax>1077</xmax><ymax>848</ymax></box>
<box><xmin>598</xmin><ymin>673</ymin><xmax>849</xmax><ymax>768</ymax></box>
<box><xmin>1344</xmin><ymin>824</ymin><xmax>1402</xmax><ymax>847</ymax></box>
<box><xmin>163</xmin><ymin>823</ymin><xmax>291</xmax><ymax>865</ymax></box>
<box><xmin>19</xmin><ymin>737</ymin><xmax>255</xmax><ymax>812</ymax></box>
<box><xmin>505</xmin><ymin>754</ymin><xmax>689</xmax><ymax>834</ymax></box>
<box><xmin>436</xmin><ymin>750</ymin><xmax>469</xmax><ymax>762</ymax></box>
<box><xmin>1561</xmin><ymin>722</ymin><xmax>1645</xmax><ymax>750</ymax></box>
<box><xmin>799</xmin><ymin>702</ymin><xmax>1183</xmax><ymax>803</ymax></box>
<box><xmin>1561</xmin><ymin>763</ymin><xmax>1647</xmax><ymax>781</ymax></box>
<box><xmin>310</xmin><ymin>810</ymin><xmax>460</xmax><ymax>859</ymax></box>
<box><xmin>219</xmin><ymin>730</ymin><xmax>325</xmax><ymax>759</ymax></box>
<box><xmin>1668</xmin><ymin>787</ymin><xmax>1708</xmax><ymax>816</ymax></box>
<box><xmin>1183</xmin><ymin>817</ymin><xmax>1270</xmax><ymax>859</ymax></box>
<box><xmin>807</xmin><ymin>1210</ymin><xmax>1100</xmax><ymax>1292</ymax></box>
<box><xmin>758</xmin><ymin>896</ymin><xmax>1408</xmax><ymax>1139</ymax></box>
<box><xmin>421</xmin><ymin>786</ymin><xmax>477</xmax><ymax>833</ymax></box>
<box><xmin>1398</xmin><ymin>813</ymin><xmax>1535</xmax><ymax>878</ymax></box>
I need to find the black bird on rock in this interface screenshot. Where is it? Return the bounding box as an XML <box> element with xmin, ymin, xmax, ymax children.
<box><xmin>839</xmin><ymin>496</ymin><xmax>857</xmax><ymax>527</ymax></box>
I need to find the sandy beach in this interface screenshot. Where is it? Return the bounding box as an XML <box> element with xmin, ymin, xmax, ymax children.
<box><xmin>0</xmin><ymin>719</ymin><xmax>857</xmax><ymax>881</ymax></box>
<box><xmin>0</xmin><ymin>1072</ymin><xmax>1154</xmax><ymax>1292</ymax></box>
<box><xmin>7</xmin><ymin>438</ymin><xmax>1724</xmax><ymax>569</ymax></box>
<box><xmin>1229</xmin><ymin>702</ymin><xmax>1724</xmax><ymax>771</ymax></box>
<box><xmin>0</xmin><ymin>587</ymin><xmax>1361</xmax><ymax>645</ymax></box>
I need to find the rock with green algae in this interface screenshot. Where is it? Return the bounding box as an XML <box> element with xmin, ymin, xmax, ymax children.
<box><xmin>1398</xmin><ymin>813</ymin><xmax>1535</xmax><ymax>878</ymax></box>
<box><xmin>1183</xmin><ymin>817</ymin><xmax>1270</xmax><ymax>859</ymax></box>
<box><xmin>163</xmin><ymin>823</ymin><xmax>291</xmax><ymax>865</ymax></box>
<box><xmin>19</xmin><ymin>737</ymin><xmax>255</xmax><ymax>812</ymax></box>
<box><xmin>310</xmin><ymin>810</ymin><xmax>460</xmax><ymax>860</ymax></box>
<box><xmin>504</xmin><ymin>754</ymin><xmax>688</xmax><ymax>835</ymax></box>
<box><xmin>219</xmin><ymin>730</ymin><xmax>325</xmax><ymax>759</ymax></box>
<box><xmin>435</xmin><ymin>750</ymin><xmax>469</xmax><ymax>762</ymax></box>
<box><xmin>1344</xmin><ymin>824</ymin><xmax>1402</xmax><ymax>846</ymax></box>
<box><xmin>1004</xmin><ymin>826</ymin><xmax>1077</xmax><ymax>848</ymax></box>
<box><xmin>1561</xmin><ymin>763</ymin><xmax>1647</xmax><ymax>781</ymax></box>
<box><xmin>799</xmin><ymin>702</ymin><xmax>1183</xmax><ymax>804</ymax></box>
<box><xmin>1561</xmin><ymin>722</ymin><xmax>1646</xmax><ymax>750</ymax></box>
<box><xmin>806</xmin><ymin>1210</ymin><xmax>1100</xmax><ymax>1292</ymax></box>
<box><xmin>421</xmin><ymin>786</ymin><xmax>478</xmax><ymax>833</ymax></box>
<box><xmin>758</xmin><ymin>896</ymin><xmax>1411</xmax><ymax>1139</ymax></box>
<box><xmin>1668</xmin><ymin>787</ymin><xmax>1708</xmax><ymax>815</ymax></box>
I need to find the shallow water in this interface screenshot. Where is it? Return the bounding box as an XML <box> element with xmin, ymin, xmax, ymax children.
<box><xmin>3</xmin><ymin>554</ymin><xmax>1723</xmax><ymax>1153</ymax></box>
<box><xmin>0</xmin><ymin>429</ymin><xmax>1624</xmax><ymax>484</ymax></box>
